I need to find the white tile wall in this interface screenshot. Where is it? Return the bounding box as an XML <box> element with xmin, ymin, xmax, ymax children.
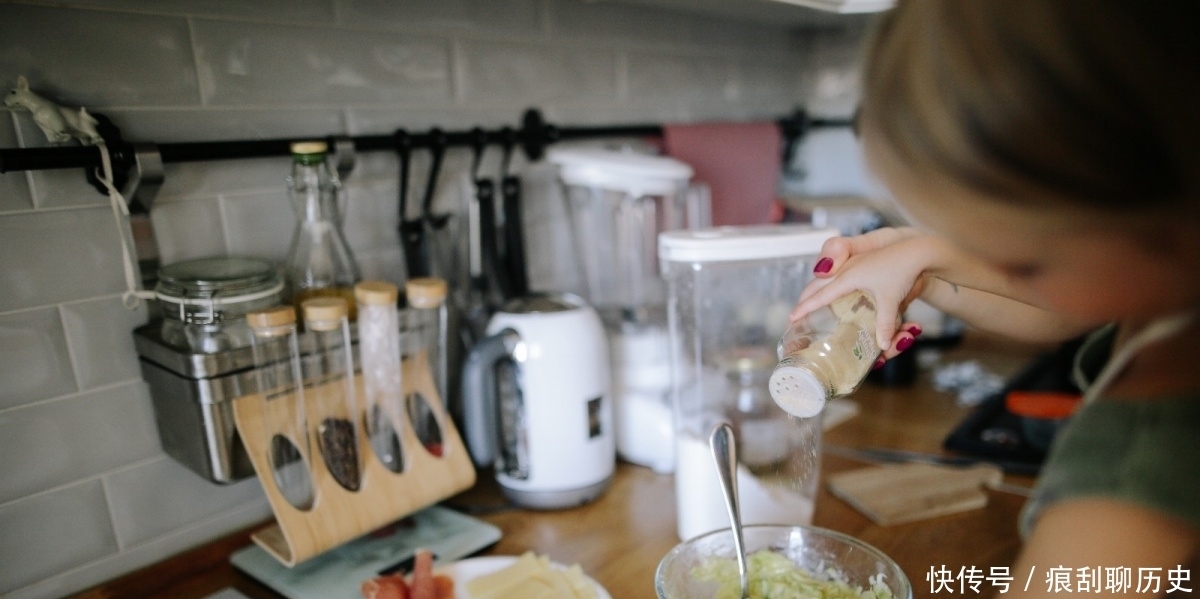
<box><xmin>0</xmin><ymin>1</ymin><xmax>870</xmax><ymax>596</ymax></box>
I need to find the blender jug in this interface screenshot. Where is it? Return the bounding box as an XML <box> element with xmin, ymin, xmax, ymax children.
<box><xmin>548</xmin><ymin>147</ymin><xmax>710</xmax><ymax>473</ymax></box>
<box><xmin>659</xmin><ymin>225</ymin><xmax>837</xmax><ymax>541</ymax></box>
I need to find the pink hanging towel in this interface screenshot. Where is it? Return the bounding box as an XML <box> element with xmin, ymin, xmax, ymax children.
<box><xmin>662</xmin><ymin>121</ymin><xmax>784</xmax><ymax>226</ymax></box>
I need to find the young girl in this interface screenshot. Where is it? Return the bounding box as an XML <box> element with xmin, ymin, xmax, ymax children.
<box><xmin>790</xmin><ymin>1</ymin><xmax>1199</xmax><ymax>594</ymax></box>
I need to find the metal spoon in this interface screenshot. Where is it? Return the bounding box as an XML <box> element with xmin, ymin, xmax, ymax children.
<box><xmin>710</xmin><ymin>422</ymin><xmax>750</xmax><ymax>599</ymax></box>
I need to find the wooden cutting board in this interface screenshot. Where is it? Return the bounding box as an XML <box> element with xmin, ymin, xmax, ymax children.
<box><xmin>827</xmin><ymin>462</ymin><xmax>1004</xmax><ymax>526</ymax></box>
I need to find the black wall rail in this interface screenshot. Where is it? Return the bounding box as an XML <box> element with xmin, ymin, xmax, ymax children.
<box><xmin>0</xmin><ymin>107</ymin><xmax>850</xmax><ymax>195</ymax></box>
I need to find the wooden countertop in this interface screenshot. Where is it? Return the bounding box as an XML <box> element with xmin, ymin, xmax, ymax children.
<box><xmin>72</xmin><ymin>333</ymin><xmax>1048</xmax><ymax>599</ymax></box>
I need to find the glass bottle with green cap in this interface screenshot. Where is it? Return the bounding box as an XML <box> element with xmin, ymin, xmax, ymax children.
<box><xmin>285</xmin><ymin>141</ymin><xmax>361</xmax><ymax>321</ymax></box>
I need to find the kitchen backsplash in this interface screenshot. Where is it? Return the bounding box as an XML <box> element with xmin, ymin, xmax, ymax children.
<box><xmin>0</xmin><ymin>1</ymin><xmax>867</xmax><ymax>597</ymax></box>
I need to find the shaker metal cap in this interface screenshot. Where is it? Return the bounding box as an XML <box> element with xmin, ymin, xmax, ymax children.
<box><xmin>769</xmin><ymin>365</ymin><xmax>828</xmax><ymax>418</ymax></box>
<box><xmin>354</xmin><ymin>280</ymin><xmax>399</xmax><ymax>306</ymax></box>
<box><xmin>405</xmin><ymin>277</ymin><xmax>447</xmax><ymax>309</ymax></box>
<box><xmin>247</xmin><ymin>305</ymin><xmax>296</xmax><ymax>330</ymax></box>
<box><xmin>301</xmin><ymin>297</ymin><xmax>348</xmax><ymax>330</ymax></box>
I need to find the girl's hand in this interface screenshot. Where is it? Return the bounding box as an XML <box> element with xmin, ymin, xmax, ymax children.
<box><xmin>791</xmin><ymin>228</ymin><xmax>934</xmax><ymax>357</ymax></box>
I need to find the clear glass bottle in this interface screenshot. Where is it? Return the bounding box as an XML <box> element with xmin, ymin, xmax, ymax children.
<box><xmin>354</xmin><ymin>281</ymin><xmax>405</xmax><ymax>474</ymax></box>
<box><xmin>286</xmin><ymin>141</ymin><xmax>361</xmax><ymax>321</ymax></box>
<box><xmin>301</xmin><ymin>297</ymin><xmax>362</xmax><ymax>492</ymax></box>
<box><xmin>247</xmin><ymin>305</ymin><xmax>315</xmax><ymax>511</ymax></box>
<box><xmin>768</xmin><ymin>290</ymin><xmax>880</xmax><ymax>418</ymax></box>
<box><xmin>404</xmin><ymin>277</ymin><xmax>449</xmax><ymax>403</ymax></box>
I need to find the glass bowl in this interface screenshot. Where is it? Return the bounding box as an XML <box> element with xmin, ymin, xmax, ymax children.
<box><xmin>655</xmin><ymin>524</ymin><xmax>912</xmax><ymax>599</ymax></box>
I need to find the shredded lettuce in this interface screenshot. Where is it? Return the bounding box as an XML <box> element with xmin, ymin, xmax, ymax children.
<box><xmin>691</xmin><ymin>549</ymin><xmax>895</xmax><ymax>599</ymax></box>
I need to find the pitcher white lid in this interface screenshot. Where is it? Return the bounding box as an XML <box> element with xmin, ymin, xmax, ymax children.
<box><xmin>548</xmin><ymin>147</ymin><xmax>693</xmax><ymax>196</ymax></box>
<box><xmin>659</xmin><ymin>225</ymin><xmax>838</xmax><ymax>263</ymax></box>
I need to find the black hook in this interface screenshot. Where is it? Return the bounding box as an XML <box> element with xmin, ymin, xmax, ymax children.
<box><xmin>499</xmin><ymin>126</ymin><xmax>517</xmax><ymax>179</ymax></box>
<box><xmin>469</xmin><ymin>127</ymin><xmax>488</xmax><ymax>182</ymax></box>
<box><xmin>420</xmin><ymin>128</ymin><xmax>448</xmax><ymax>217</ymax></box>
<box><xmin>394</xmin><ymin>128</ymin><xmax>412</xmax><ymax>220</ymax></box>
<box><xmin>779</xmin><ymin>107</ymin><xmax>809</xmax><ymax>171</ymax></box>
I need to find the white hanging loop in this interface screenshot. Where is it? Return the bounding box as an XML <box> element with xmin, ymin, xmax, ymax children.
<box><xmin>94</xmin><ymin>142</ymin><xmax>156</xmax><ymax>309</ymax></box>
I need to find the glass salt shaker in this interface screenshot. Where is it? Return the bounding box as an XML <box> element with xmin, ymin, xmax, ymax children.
<box><xmin>247</xmin><ymin>305</ymin><xmax>315</xmax><ymax>511</ymax></box>
<box><xmin>286</xmin><ymin>141</ymin><xmax>361</xmax><ymax>321</ymax></box>
<box><xmin>355</xmin><ymin>281</ymin><xmax>405</xmax><ymax>474</ymax></box>
<box><xmin>301</xmin><ymin>297</ymin><xmax>362</xmax><ymax>491</ymax></box>
<box><xmin>768</xmin><ymin>290</ymin><xmax>880</xmax><ymax>418</ymax></box>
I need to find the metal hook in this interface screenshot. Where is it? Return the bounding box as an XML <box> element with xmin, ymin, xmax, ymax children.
<box><xmin>328</xmin><ymin>134</ymin><xmax>356</xmax><ymax>182</ymax></box>
<box><xmin>121</xmin><ymin>142</ymin><xmax>164</xmax><ymax>214</ymax></box>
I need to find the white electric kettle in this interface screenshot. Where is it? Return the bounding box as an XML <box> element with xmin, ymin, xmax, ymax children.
<box><xmin>462</xmin><ymin>293</ymin><xmax>615</xmax><ymax>509</ymax></box>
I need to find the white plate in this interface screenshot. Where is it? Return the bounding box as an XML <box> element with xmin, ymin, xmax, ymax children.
<box><xmin>436</xmin><ymin>555</ymin><xmax>612</xmax><ymax>599</ymax></box>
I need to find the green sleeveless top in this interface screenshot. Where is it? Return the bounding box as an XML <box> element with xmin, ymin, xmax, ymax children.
<box><xmin>1019</xmin><ymin>325</ymin><xmax>1200</xmax><ymax>537</ymax></box>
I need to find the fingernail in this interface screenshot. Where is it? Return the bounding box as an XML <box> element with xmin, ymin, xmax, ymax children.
<box><xmin>872</xmin><ymin>356</ymin><xmax>886</xmax><ymax>370</ymax></box>
<box><xmin>813</xmin><ymin>257</ymin><xmax>833</xmax><ymax>274</ymax></box>
<box><xmin>895</xmin><ymin>336</ymin><xmax>914</xmax><ymax>352</ymax></box>
<box><xmin>906</xmin><ymin>324</ymin><xmax>923</xmax><ymax>337</ymax></box>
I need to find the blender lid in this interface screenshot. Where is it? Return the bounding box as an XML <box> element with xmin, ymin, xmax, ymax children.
<box><xmin>659</xmin><ymin>224</ymin><xmax>839</xmax><ymax>263</ymax></box>
<box><xmin>547</xmin><ymin>147</ymin><xmax>693</xmax><ymax>196</ymax></box>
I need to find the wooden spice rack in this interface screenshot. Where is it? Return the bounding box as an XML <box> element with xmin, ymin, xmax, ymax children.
<box><xmin>232</xmin><ymin>349</ymin><xmax>476</xmax><ymax>567</ymax></box>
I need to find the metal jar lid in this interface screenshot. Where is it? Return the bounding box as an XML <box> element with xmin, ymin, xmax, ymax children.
<box><xmin>155</xmin><ymin>257</ymin><xmax>283</xmax><ymax>307</ymax></box>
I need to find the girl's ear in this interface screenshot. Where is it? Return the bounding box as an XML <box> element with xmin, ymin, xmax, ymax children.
<box><xmin>17</xmin><ymin>75</ymin><xmax>29</xmax><ymax>90</ymax></box>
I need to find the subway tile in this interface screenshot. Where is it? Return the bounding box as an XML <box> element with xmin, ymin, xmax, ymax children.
<box><xmin>356</xmin><ymin>246</ymin><xmax>407</xmax><ymax>289</ymax></box>
<box><xmin>157</xmin><ymin>158</ymin><xmax>293</xmax><ymax>204</ymax></box>
<box><xmin>338</xmin><ymin>0</ymin><xmax>542</xmax><ymax>36</ymax></box>
<box><xmin>59</xmin><ymin>296</ymin><xmax>148</xmax><ymax>391</ymax></box>
<box><xmin>0</xmin><ymin>308</ymin><xmax>77</xmax><ymax>410</ymax></box>
<box><xmin>102</xmin><ymin>108</ymin><xmax>346</xmax><ymax>145</ymax></box>
<box><xmin>342</xmin><ymin>179</ymin><xmax>400</xmax><ymax>254</ymax></box>
<box><xmin>460</xmin><ymin>40</ymin><xmax>617</xmax><ymax>107</ymax></box>
<box><xmin>0</xmin><ymin>5</ymin><xmax>199</xmax><ymax>107</ymax></box>
<box><xmin>736</xmin><ymin>60</ymin><xmax>807</xmax><ymax>117</ymax></box>
<box><xmin>0</xmin><ymin>207</ymin><xmax>127</xmax><ymax>312</ymax></box>
<box><xmin>3</xmin><ymin>499</ymin><xmax>271</xmax><ymax>599</ymax></box>
<box><xmin>627</xmin><ymin>53</ymin><xmax>737</xmax><ymax>117</ymax></box>
<box><xmin>192</xmin><ymin>20</ymin><xmax>452</xmax><ymax>106</ymax></box>
<box><xmin>546</xmin><ymin>0</ymin><xmax>700</xmax><ymax>49</ymax></box>
<box><xmin>0</xmin><ymin>480</ymin><xmax>118</xmax><ymax>595</ymax></box>
<box><xmin>106</xmin><ymin>457</ymin><xmax>265</xmax><ymax>548</ymax></box>
<box><xmin>0</xmin><ymin>113</ymin><xmax>33</xmax><ymax>212</ymax></box>
<box><xmin>219</xmin><ymin>190</ymin><xmax>294</xmax><ymax>263</ymax></box>
<box><xmin>150</xmin><ymin>197</ymin><xmax>227</xmax><ymax>265</ymax></box>
<box><xmin>48</xmin><ymin>0</ymin><xmax>334</xmax><ymax>21</ymax></box>
<box><xmin>0</xmin><ymin>381</ymin><xmax>161</xmax><ymax>505</ymax></box>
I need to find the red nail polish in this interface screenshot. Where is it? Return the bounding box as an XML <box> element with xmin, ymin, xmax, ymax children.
<box><xmin>906</xmin><ymin>324</ymin><xmax>923</xmax><ymax>337</ymax></box>
<box><xmin>895</xmin><ymin>336</ymin><xmax>914</xmax><ymax>352</ymax></box>
<box><xmin>872</xmin><ymin>356</ymin><xmax>886</xmax><ymax>370</ymax></box>
<box><xmin>813</xmin><ymin>257</ymin><xmax>833</xmax><ymax>274</ymax></box>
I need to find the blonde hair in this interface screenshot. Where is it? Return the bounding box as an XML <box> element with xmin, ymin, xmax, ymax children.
<box><xmin>860</xmin><ymin>1</ymin><xmax>1199</xmax><ymax>211</ymax></box>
